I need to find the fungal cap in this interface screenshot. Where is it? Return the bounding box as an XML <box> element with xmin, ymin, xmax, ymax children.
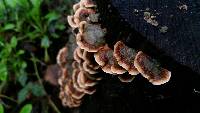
<box><xmin>72</xmin><ymin>61</ymin><xmax>80</xmax><ymax>69</ymax></box>
<box><xmin>73</xmin><ymin>47</ymin><xmax>83</xmax><ymax>63</ymax></box>
<box><xmin>73</xmin><ymin>2</ymin><xmax>80</xmax><ymax>12</ymax></box>
<box><xmin>114</xmin><ymin>41</ymin><xmax>139</xmax><ymax>75</ymax></box>
<box><xmin>118</xmin><ymin>74</ymin><xmax>136</xmax><ymax>83</ymax></box>
<box><xmin>111</xmin><ymin>64</ymin><xmax>126</xmax><ymax>74</ymax></box>
<box><xmin>65</xmin><ymin>80</ymin><xmax>85</xmax><ymax>100</ymax></box>
<box><xmin>67</xmin><ymin>16</ymin><xmax>78</xmax><ymax>28</ymax></box>
<box><xmin>94</xmin><ymin>45</ymin><xmax>110</xmax><ymax>66</ymax></box>
<box><xmin>83</xmin><ymin>61</ymin><xmax>98</xmax><ymax>74</ymax></box>
<box><xmin>56</xmin><ymin>47</ymin><xmax>68</xmax><ymax>67</ymax></box>
<box><xmin>74</xmin><ymin>8</ymin><xmax>95</xmax><ymax>24</ymax></box>
<box><xmin>76</xmin><ymin>21</ymin><xmax>106</xmax><ymax>52</ymax></box>
<box><xmin>150</xmin><ymin>69</ymin><xmax>171</xmax><ymax>85</ymax></box>
<box><xmin>134</xmin><ymin>51</ymin><xmax>171</xmax><ymax>85</ymax></box>
<box><xmin>82</xmin><ymin>50</ymin><xmax>100</xmax><ymax>69</ymax></box>
<box><xmin>78</xmin><ymin>71</ymin><xmax>97</xmax><ymax>87</ymax></box>
<box><xmin>72</xmin><ymin>68</ymin><xmax>85</xmax><ymax>92</ymax></box>
<box><xmin>80</xmin><ymin>0</ymin><xmax>97</xmax><ymax>8</ymax></box>
<box><xmin>76</xmin><ymin>47</ymin><xmax>84</xmax><ymax>59</ymax></box>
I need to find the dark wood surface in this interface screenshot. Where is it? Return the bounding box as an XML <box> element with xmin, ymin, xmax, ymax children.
<box><xmin>111</xmin><ymin>0</ymin><xmax>200</xmax><ymax>74</ymax></box>
<box><xmin>65</xmin><ymin>1</ymin><xmax>200</xmax><ymax>113</ymax></box>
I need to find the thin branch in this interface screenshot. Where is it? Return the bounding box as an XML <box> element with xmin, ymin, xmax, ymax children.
<box><xmin>31</xmin><ymin>53</ymin><xmax>61</xmax><ymax>113</ymax></box>
<box><xmin>48</xmin><ymin>97</ymin><xmax>61</xmax><ymax>113</ymax></box>
<box><xmin>0</xmin><ymin>94</ymin><xmax>18</xmax><ymax>103</ymax></box>
<box><xmin>31</xmin><ymin>53</ymin><xmax>43</xmax><ymax>86</ymax></box>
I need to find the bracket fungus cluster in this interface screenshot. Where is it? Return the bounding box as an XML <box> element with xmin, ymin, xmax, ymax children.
<box><xmin>56</xmin><ymin>0</ymin><xmax>171</xmax><ymax>108</ymax></box>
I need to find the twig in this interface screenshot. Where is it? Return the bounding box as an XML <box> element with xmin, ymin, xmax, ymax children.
<box><xmin>31</xmin><ymin>53</ymin><xmax>43</xmax><ymax>85</ymax></box>
<box><xmin>48</xmin><ymin>97</ymin><xmax>61</xmax><ymax>113</ymax></box>
<box><xmin>0</xmin><ymin>95</ymin><xmax>18</xmax><ymax>103</ymax></box>
<box><xmin>31</xmin><ymin>54</ymin><xmax>61</xmax><ymax>113</ymax></box>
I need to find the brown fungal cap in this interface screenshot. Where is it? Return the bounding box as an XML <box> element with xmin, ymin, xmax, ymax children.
<box><xmin>118</xmin><ymin>74</ymin><xmax>136</xmax><ymax>83</ymax></box>
<box><xmin>80</xmin><ymin>0</ymin><xmax>97</xmax><ymax>8</ymax></box>
<box><xmin>114</xmin><ymin>41</ymin><xmax>139</xmax><ymax>75</ymax></box>
<box><xmin>72</xmin><ymin>68</ymin><xmax>85</xmax><ymax>92</ymax></box>
<box><xmin>111</xmin><ymin>64</ymin><xmax>127</xmax><ymax>75</ymax></box>
<box><xmin>76</xmin><ymin>21</ymin><xmax>106</xmax><ymax>52</ymax></box>
<box><xmin>74</xmin><ymin>7</ymin><xmax>96</xmax><ymax>24</ymax></box>
<box><xmin>76</xmin><ymin>47</ymin><xmax>84</xmax><ymax>59</ymax></box>
<box><xmin>82</xmin><ymin>50</ymin><xmax>100</xmax><ymax>69</ymax></box>
<box><xmin>65</xmin><ymin>80</ymin><xmax>85</xmax><ymax>100</ymax></box>
<box><xmin>67</xmin><ymin>16</ymin><xmax>78</xmax><ymax>28</ymax></box>
<box><xmin>56</xmin><ymin>47</ymin><xmax>68</xmax><ymax>67</ymax></box>
<box><xmin>134</xmin><ymin>51</ymin><xmax>171</xmax><ymax>85</ymax></box>
<box><xmin>94</xmin><ymin>45</ymin><xmax>112</xmax><ymax>66</ymax></box>
<box><xmin>72</xmin><ymin>61</ymin><xmax>80</xmax><ymax>69</ymax></box>
<box><xmin>77</xmin><ymin>71</ymin><xmax>97</xmax><ymax>95</ymax></box>
<box><xmin>58</xmin><ymin>68</ymin><xmax>68</xmax><ymax>86</ymax></box>
<box><xmin>73</xmin><ymin>2</ymin><xmax>80</xmax><ymax>12</ymax></box>
<box><xmin>74</xmin><ymin>47</ymin><xmax>83</xmax><ymax>63</ymax></box>
<box><xmin>83</xmin><ymin>61</ymin><xmax>98</xmax><ymax>74</ymax></box>
<box><xmin>77</xmin><ymin>71</ymin><xmax>97</xmax><ymax>88</ymax></box>
<box><xmin>94</xmin><ymin>45</ymin><xmax>126</xmax><ymax>74</ymax></box>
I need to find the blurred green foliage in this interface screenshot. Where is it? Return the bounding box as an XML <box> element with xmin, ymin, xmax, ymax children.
<box><xmin>19</xmin><ymin>104</ymin><xmax>32</xmax><ymax>113</ymax></box>
<box><xmin>0</xmin><ymin>0</ymin><xmax>73</xmax><ymax>112</ymax></box>
<box><xmin>0</xmin><ymin>104</ymin><xmax>4</xmax><ymax>113</ymax></box>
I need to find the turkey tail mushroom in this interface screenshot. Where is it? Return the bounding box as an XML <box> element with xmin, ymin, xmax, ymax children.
<box><xmin>114</xmin><ymin>41</ymin><xmax>139</xmax><ymax>75</ymax></box>
<box><xmin>118</xmin><ymin>74</ymin><xmax>136</xmax><ymax>83</ymax></box>
<box><xmin>73</xmin><ymin>2</ymin><xmax>80</xmax><ymax>12</ymax></box>
<box><xmin>134</xmin><ymin>51</ymin><xmax>171</xmax><ymax>85</ymax></box>
<box><xmin>67</xmin><ymin>16</ymin><xmax>79</xmax><ymax>28</ymax></box>
<box><xmin>76</xmin><ymin>21</ymin><xmax>106</xmax><ymax>52</ymax></box>
<box><xmin>58</xmin><ymin>0</ymin><xmax>172</xmax><ymax>108</ymax></box>
<box><xmin>94</xmin><ymin>45</ymin><xmax>126</xmax><ymax>74</ymax></box>
<box><xmin>80</xmin><ymin>0</ymin><xmax>97</xmax><ymax>8</ymax></box>
<box><xmin>56</xmin><ymin>47</ymin><xmax>68</xmax><ymax>68</ymax></box>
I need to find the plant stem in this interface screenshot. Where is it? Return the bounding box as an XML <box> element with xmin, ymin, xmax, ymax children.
<box><xmin>0</xmin><ymin>82</ymin><xmax>6</xmax><ymax>94</ymax></box>
<box><xmin>0</xmin><ymin>94</ymin><xmax>18</xmax><ymax>103</ymax></box>
<box><xmin>31</xmin><ymin>54</ymin><xmax>61</xmax><ymax>113</ymax></box>
<box><xmin>44</xmin><ymin>48</ymin><xmax>50</xmax><ymax>63</ymax></box>
<box><xmin>48</xmin><ymin>97</ymin><xmax>61</xmax><ymax>113</ymax></box>
<box><xmin>31</xmin><ymin>54</ymin><xmax>43</xmax><ymax>85</ymax></box>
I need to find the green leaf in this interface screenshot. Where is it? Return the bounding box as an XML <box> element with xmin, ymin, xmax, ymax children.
<box><xmin>51</xmin><ymin>33</ymin><xmax>59</xmax><ymax>38</ymax></box>
<box><xmin>0</xmin><ymin>104</ymin><xmax>4</xmax><ymax>113</ymax></box>
<box><xmin>21</xmin><ymin>61</ymin><xmax>27</xmax><ymax>69</ymax></box>
<box><xmin>30</xmin><ymin>0</ymin><xmax>42</xmax><ymax>7</ymax></box>
<box><xmin>18</xmin><ymin>87</ymin><xmax>29</xmax><ymax>103</ymax></box>
<box><xmin>5</xmin><ymin>0</ymin><xmax>18</xmax><ymax>8</ymax></box>
<box><xmin>19</xmin><ymin>104</ymin><xmax>32</xmax><ymax>113</ymax></box>
<box><xmin>41</xmin><ymin>36</ymin><xmax>50</xmax><ymax>48</ymax></box>
<box><xmin>16</xmin><ymin>50</ymin><xmax>25</xmax><ymax>56</ymax></box>
<box><xmin>0</xmin><ymin>63</ymin><xmax>7</xmax><ymax>81</ymax></box>
<box><xmin>45</xmin><ymin>12</ymin><xmax>60</xmax><ymax>25</ymax></box>
<box><xmin>31</xmin><ymin>83</ymin><xmax>46</xmax><ymax>97</ymax></box>
<box><xmin>18</xmin><ymin>74</ymin><xmax>28</xmax><ymax>86</ymax></box>
<box><xmin>0</xmin><ymin>37</ymin><xmax>5</xmax><ymax>47</ymax></box>
<box><xmin>17</xmin><ymin>0</ymin><xmax>30</xmax><ymax>8</ymax></box>
<box><xmin>0</xmin><ymin>1</ymin><xmax>5</xmax><ymax>13</ymax></box>
<box><xmin>10</xmin><ymin>36</ymin><xmax>18</xmax><ymax>48</ymax></box>
<box><xmin>3</xmin><ymin>23</ymin><xmax>15</xmax><ymax>31</ymax></box>
<box><xmin>55</xmin><ymin>24</ymin><xmax>66</xmax><ymax>31</ymax></box>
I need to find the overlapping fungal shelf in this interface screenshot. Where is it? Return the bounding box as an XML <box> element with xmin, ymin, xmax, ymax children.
<box><xmin>57</xmin><ymin>0</ymin><xmax>171</xmax><ymax>108</ymax></box>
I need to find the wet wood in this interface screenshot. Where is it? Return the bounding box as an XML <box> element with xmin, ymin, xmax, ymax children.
<box><xmin>110</xmin><ymin>0</ymin><xmax>200</xmax><ymax>74</ymax></box>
